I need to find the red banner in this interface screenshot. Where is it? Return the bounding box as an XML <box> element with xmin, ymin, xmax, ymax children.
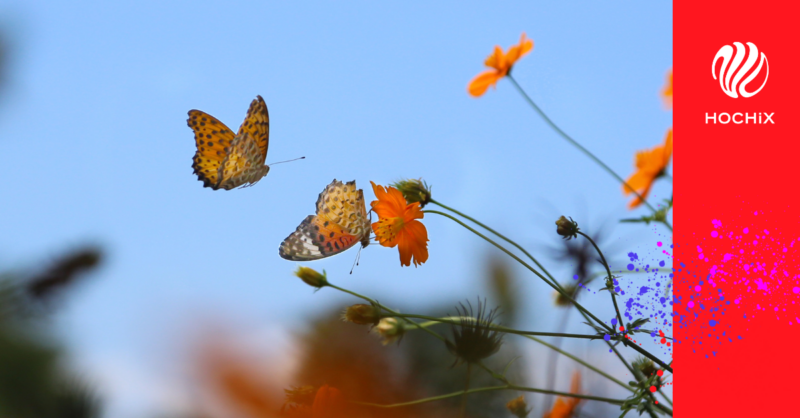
<box><xmin>676</xmin><ymin>1</ymin><xmax>800</xmax><ymax>414</ymax></box>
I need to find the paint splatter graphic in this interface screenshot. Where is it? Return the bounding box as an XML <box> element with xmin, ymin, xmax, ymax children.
<box><xmin>675</xmin><ymin>212</ymin><xmax>800</xmax><ymax>358</ymax></box>
<box><xmin>615</xmin><ymin>241</ymin><xmax>674</xmax><ymax>358</ymax></box>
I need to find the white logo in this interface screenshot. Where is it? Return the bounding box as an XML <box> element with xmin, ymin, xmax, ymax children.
<box><xmin>712</xmin><ymin>42</ymin><xmax>769</xmax><ymax>98</ymax></box>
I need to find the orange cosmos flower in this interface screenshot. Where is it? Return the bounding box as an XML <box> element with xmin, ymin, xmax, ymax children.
<box><xmin>370</xmin><ymin>181</ymin><xmax>429</xmax><ymax>267</ymax></box>
<box><xmin>284</xmin><ymin>385</ymin><xmax>345</xmax><ymax>418</ymax></box>
<box><xmin>468</xmin><ymin>33</ymin><xmax>534</xmax><ymax>97</ymax></box>
<box><xmin>544</xmin><ymin>371</ymin><xmax>582</xmax><ymax>418</ymax></box>
<box><xmin>623</xmin><ymin>128</ymin><xmax>673</xmax><ymax>209</ymax></box>
<box><xmin>661</xmin><ymin>69</ymin><xmax>673</xmax><ymax>109</ymax></box>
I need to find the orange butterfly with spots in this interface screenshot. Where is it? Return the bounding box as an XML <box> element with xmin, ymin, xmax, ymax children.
<box><xmin>279</xmin><ymin>180</ymin><xmax>371</xmax><ymax>260</ymax></box>
<box><xmin>187</xmin><ymin>96</ymin><xmax>271</xmax><ymax>190</ymax></box>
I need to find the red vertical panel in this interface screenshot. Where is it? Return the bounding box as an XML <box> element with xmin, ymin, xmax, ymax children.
<box><xmin>676</xmin><ymin>2</ymin><xmax>800</xmax><ymax>415</ymax></box>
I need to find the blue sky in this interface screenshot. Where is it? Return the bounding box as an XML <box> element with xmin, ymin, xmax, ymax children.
<box><xmin>0</xmin><ymin>1</ymin><xmax>672</xmax><ymax>416</ymax></box>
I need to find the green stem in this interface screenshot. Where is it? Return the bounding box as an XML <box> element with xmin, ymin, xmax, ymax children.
<box><xmin>424</xmin><ymin>209</ymin><xmax>613</xmax><ymax>334</ymax></box>
<box><xmin>460</xmin><ymin>363</ymin><xmax>472</xmax><ymax>418</ymax></box>
<box><xmin>354</xmin><ymin>385</ymin><xmax>508</xmax><ymax>408</ymax></box>
<box><xmin>391</xmin><ymin>314</ymin><xmax>598</xmax><ymax>340</ymax></box>
<box><xmin>577</xmin><ymin>231</ymin><xmax>625</xmax><ymax>336</ymax></box>
<box><xmin>609</xmin><ymin>344</ymin><xmax>669</xmax><ymax>417</ymax></box>
<box><xmin>506</xmin><ymin>74</ymin><xmax>672</xmax><ymax>232</ymax></box>
<box><xmin>657</xmin><ymin>388</ymin><xmax>673</xmax><ymax>407</ymax></box>
<box><xmin>521</xmin><ymin>334</ymin><xmax>633</xmax><ymax>392</ymax></box>
<box><xmin>431</xmin><ymin>199</ymin><xmax>558</xmax><ymax>286</ymax></box>
<box><xmin>355</xmin><ymin>384</ymin><xmax>626</xmax><ymax>408</ymax></box>
<box><xmin>508</xmin><ymin>384</ymin><xmax>625</xmax><ymax>405</ymax></box>
<box><xmin>326</xmin><ymin>283</ymin><xmax>446</xmax><ymax>343</ymax></box>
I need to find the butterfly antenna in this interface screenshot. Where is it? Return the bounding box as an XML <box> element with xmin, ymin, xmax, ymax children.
<box><xmin>350</xmin><ymin>246</ymin><xmax>363</xmax><ymax>275</ymax></box>
<box><xmin>268</xmin><ymin>156</ymin><xmax>306</xmax><ymax>166</ymax></box>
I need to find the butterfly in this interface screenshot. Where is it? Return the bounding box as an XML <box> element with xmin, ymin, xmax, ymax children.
<box><xmin>279</xmin><ymin>180</ymin><xmax>371</xmax><ymax>261</ymax></box>
<box><xmin>188</xmin><ymin>95</ymin><xmax>270</xmax><ymax>190</ymax></box>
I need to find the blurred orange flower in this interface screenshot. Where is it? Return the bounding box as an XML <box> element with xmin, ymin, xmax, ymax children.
<box><xmin>661</xmin><ymin>69</ymin><xmax>673</xmax><ymax>109</ymax></box>
<box><xmin>623</xmin><ymin>128</ymin><xmax>673</xmax><ymax>209</ymax></box>
<box><xmin>468</xmin><ymin>33</ymin><xmax>534</xmax><ymax>97</ymax></box>
<box><xmin>284</xmin><ymin>385</ymin><xmax>345</xmax><ymax>418</ymax></box>
<box><xmin>370</xmin><ymin>181</ymin><xmax>429</xmax><ymax>267</ymax></box>
<box><xmin>199</xmin><ymin>340</ymin><xmax>283</xmax><ymax>417</ymax></box>
<box><xmin>544</xmin><ymin>371</ymin><xmax>581</xmax><ymax>418</ymax></box>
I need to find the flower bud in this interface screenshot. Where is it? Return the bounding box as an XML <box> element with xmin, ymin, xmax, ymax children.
<box><xmin>555</xmin><ymin>216</ymin><xmax>579</xmax><ymax>240</ymax></box>
<box><xmin>390</xmin><ymin>178</ymin><xmax>432</xmax><ymax>207</ymax></box>
<box><xmin>294</xmin><ymin>266</ymin><xmax>327</xmax><ymax>288</ymax></box>
<box><xmin>373</xmin><ymin>317</ymin><xmax>405</xmax><ymax>345</ymax></box>
<box><xmin>553</xmin><ymin>283</ymin><xmax>578</xmax><ymax>307</ymax></box>
<box><xmin>342</xmin><ymin>303</ymin><xmax>381</xmax><ymax>326</ymax></box>
<box><xmin>283</xmin><ymin>385</ymin><xmax>316</xmax><ymax>407</ymax></box>
<box><xmin>506</xmin><ymin>395</ymin><xmax>531</xmax><ymax>418</ymax></box>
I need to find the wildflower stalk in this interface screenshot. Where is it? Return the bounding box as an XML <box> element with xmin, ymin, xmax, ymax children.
<box><xmin>411</xmin><ymin>318</ymin><xmax>633</xmax><ymax>392</ymax></box>
<box><xmin>391</xmin><ymin>314</ymin><xmax>599</xmax><ymax>340</ymax></box>
<box><xmin>355</xmin><ymin>385</ymin><xmax>627</xmax><ymax>408</ymax></box>
<box><xmin>577</xmin><ymin>231</ymin><xmax>625</xmax><ymax>338</ymax></box>
<box><xmin>430</xmin><ymin>199</ymin><xmax>559</xmax><ymax>286</ymax></box>
<box><xmin>460</xmin><ymin>363</ymin><xmax>472</xmax><ymax>418</ymax></box>
<box><xmin>506</xmin><ymin>74</ymin><xmax>672</xmax><ymax>232</ymax></box>
<box><xmin>658</xmin><ymin>388</ymin><xmax>673</xmax><ymax>406</ymax></box>
<box><xmin>609</xmin><ymin>343</ymin><xmax>670</xmax><ymax>417</ymax></box>
<box><xmin>520</xmin><ymin>334</ymin><xmax>632</xmax><ymax>392</ymax></box>
<box><xmin>325</xmin><ymin>283</ymin><xmax>446</xmax><ymax>343</ymax></box>
<box><xmin>424</xmin><ymin>209</ymin><xmax>613</xmax><ymax>333</ymax></box>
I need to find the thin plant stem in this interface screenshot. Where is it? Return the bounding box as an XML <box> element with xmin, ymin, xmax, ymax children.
<box><xmin>355</xmin><ymin>384</ymin><xmax>626</xmax><ymax>408</ymax></box>
<box><xmin>506</xmin><ymin>74</ymin><xmax>672</xmax><ymax>232</ymax></box>
<box><xmin>521</xmin><ymin>334</ymin><xmax>633</xmax><ymax>392</ymax></box>
<box><xmin>326</xmin><ymin>282</ymin><xmax>503</xmax><ymax>385</ymax></box>
<box><xmin>424</xmin><ymin>209</ymin><xmax>613</xmax><ymax>333</ymax></box>
<box><xmin>354</xmin><ymin>385</ymin><xmax>508</xmax><ymax>408</ymax></box>
<box><xmin>460</xmin><ymin>363</ymin><xmax>472</xmax><ymax>418</ymax></box>
<box><xmin>609</xmin><ymin>344</ymin><xmax>670</xmax><ymax>417</ymax></box>
<box><xmin>577</xmin><ymin>231</ymin><xmax>625</xmax><ymax>336</ymax></box>
<box><xmin>326</xmin><ymin>283</ymin><xmax>446</xmax><ymax>342</ymax></box>
<box><xmin>391</xmin><ymin>313</ymin><xmax>598</xmax><ymax>340</ymax></box>
<box><xmin>409</xmin><ymin>318</ymin><xmax>633</xmax><ymax>392</ymax></box>
<box><xmin>657</xmin><ymin>388</ymin><xmax>673</xmax><ymax>407</ymax></box>
<box><xmin>430</xmin><ymin>199</ymin><xmax>559</xmax><ymax>286</ymax></box>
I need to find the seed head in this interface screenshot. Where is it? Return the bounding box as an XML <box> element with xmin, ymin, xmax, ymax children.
<box><xmin>445</xmin><ymin>299</ymin><xmax>503</xmax><ymax>365</ymax></box>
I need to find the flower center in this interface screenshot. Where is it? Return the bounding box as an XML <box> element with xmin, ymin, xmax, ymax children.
<box><xmin>375</xmin><ymin>216</ymin><xmax>405</xmax><ymax>242</ymax></box>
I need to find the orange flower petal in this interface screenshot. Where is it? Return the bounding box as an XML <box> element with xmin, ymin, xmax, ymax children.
<box><xmin>661</xmin><ymin>69</ymin><xmax>673</xmax><ymax>109</ymax></box>
<box><xmin>312</xmin><ymin>385</ymin><xmax>344</xmax><ymax>418</ymax></box>
<box><xmin>622</xmin><ymin>170</ymin><xmax>651</xmax><ymax>195</ymax></box>
<box><xmin>662</xmin><ymin>128</ymin><xmax>673</xmax><ymax>166</ymax></box>
<box><xmin>468</xmin><ymin>70</ymin><xmax>502</xmax><ymax>97</ymax></box>
<box><xmin>370</xmin><ymin>181</ymin><xmax>404</xmax><ymax>218</ymax></box>
<box><xmin>505</xmin><ymin>32</ymin><xmax>533</xmax><ymax>66</ymax></box>
<box><xmin>627</xmin><ymin>180</ymin><xmax>654</xmax><ymax>209</ymax></box>
<box><xmin>397</xmin><ymin>220</ymin><xmax>429</xmax><ymax>267</ymax></box>
<box><xmin>484</xmin><ymin>46</ymin><xmax>505</xmax><ymax>69</ymax></box>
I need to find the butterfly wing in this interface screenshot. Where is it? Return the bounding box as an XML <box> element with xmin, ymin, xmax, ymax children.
<box><xmin>315</xmin><ymin>180</ymin><xmax>370</xmax><ymax>243</ymax></box>
<box><xmin>279</xmin><ymin>179</ymin><xmax>370</xmax><ymax>261</ymax></box>
<box><xmin>236</xmin><ymin>95</ymin><xmax>270</xmax><ymax>164</ymax></box>
<box><xmin>188</xmin><ymin>110</ymin><xmax>236</xmax><ymax>189</ymax></box>
<box><xmin>216</xmin><ymin>132</ymin><xmax>270</xmax><ymax>190</ymax></box>
<box><xmin>279</xmin><ymin>215</ymin><xmax>362</xmax><ymax>261</ymax></box>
